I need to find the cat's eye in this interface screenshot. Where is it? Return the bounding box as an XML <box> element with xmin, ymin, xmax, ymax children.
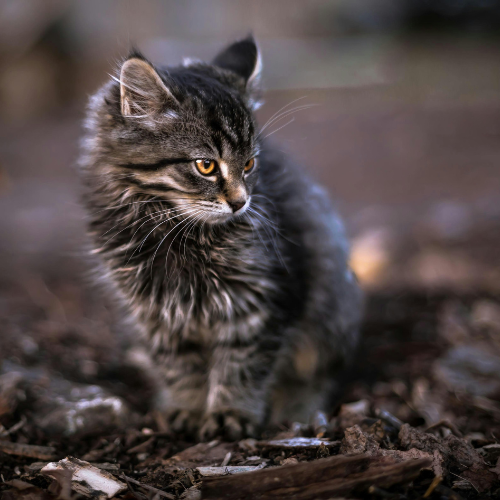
<box><xmin>244</xmin><ymin>158</ymin><xmax>255</xmax><ymax>173</ymax></box>
<box><xmin>195</xmin><ymin>159</ymin><xmax>217</xmax><ymax>176</ymax></box>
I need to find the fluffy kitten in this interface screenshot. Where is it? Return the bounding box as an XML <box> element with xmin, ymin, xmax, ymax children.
<box><xmin>79</xmin><ymin>36</ymin><xmax>362</xmax><ymax>440</ymax></box>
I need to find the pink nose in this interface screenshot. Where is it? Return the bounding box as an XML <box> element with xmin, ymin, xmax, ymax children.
<box><xmin>228</xmin><ymin>200</ymin><xmax>245</xmax><ymax>213</ymax></box>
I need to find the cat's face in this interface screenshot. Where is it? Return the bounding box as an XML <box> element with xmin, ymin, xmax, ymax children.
<box><xmin>92</xmin><ymin>37</ymin><xmax>262</xmax><ymax>224</ymax></box>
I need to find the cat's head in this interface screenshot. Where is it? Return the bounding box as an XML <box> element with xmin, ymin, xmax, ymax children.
<box><xmin>86</xmin><ymin>36</ymin><xmax>263</xmax><ymax>224</ymax></box>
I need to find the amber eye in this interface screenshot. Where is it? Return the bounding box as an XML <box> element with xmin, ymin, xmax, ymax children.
<box><xmin>244</xmin><ymin>158</ymin><xmax>255</xmax><ymax>173</ymax></box>
<box><xmin>195</xmin><ymin>159</ymin><xmax>217</xmax><ymax>175</ymax></box>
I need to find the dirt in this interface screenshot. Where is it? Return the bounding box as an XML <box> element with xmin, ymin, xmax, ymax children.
<box><xmin>1</xmin><ymin>264</ymin><xmax>500</xmax><ymax>499</ymax></box>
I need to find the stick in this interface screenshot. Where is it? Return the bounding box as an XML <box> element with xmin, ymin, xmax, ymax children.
<box><xmin>0</xmin><ymin>441</ymin><xmax>56</xmax><ymax>460</ymax></box>
<box><xmin>121</xmin><ymin>475</ymin><xmax>175</xmax><ymax>500</ymax></box>
<box><xmin>201</xmin><ymin>455</ymin><xmax>431</xmax><ymax>500</ymax></box>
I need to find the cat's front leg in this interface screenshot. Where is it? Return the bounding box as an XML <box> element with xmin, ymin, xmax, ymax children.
<box><xmin>199</xmin><ymin>337</ymin><xmax>281</xmax><ymax>441</ymax></box>
<box><xmin>155</xmin><ymin>345</ymin><xmax>208</xmax><ymax>434</ymax></box>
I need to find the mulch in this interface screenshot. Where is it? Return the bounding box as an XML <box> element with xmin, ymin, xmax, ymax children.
<box><xmin>1</xmin><ymin>274</ymin><xmax>500</xmax><ymax>499</ymax></box>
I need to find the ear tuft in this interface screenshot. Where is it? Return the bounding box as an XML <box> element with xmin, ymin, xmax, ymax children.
<box><xmin>119</xmin><ymin>57</ymin><xmax>176</xmax><ymax>117</ymax></box>
<box><xmin>212</xmin><ymin>35</ymin><xmax>261</xmax><ymax>87</ymax></box>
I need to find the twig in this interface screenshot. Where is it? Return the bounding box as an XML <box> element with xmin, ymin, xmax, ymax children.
<box><xmin>220</xmin><ymin>452</ymin><xmax>231</xmax><ymax>467</ymax></box>
<box><xmin>122</xmin><ymin>474</ymin><xmax>144</xmax><ymax>500</ymax></box>
<box><xmin>423</xmin><ymin>475</ymin><xmax>442</xmax><ymax>498</ymax></box>
<box><xmin>375</xmin><ymin>409</ymin><xmax>403</xmax><ymax>430</ymax></box>
<box><xmin>450</xmin><ymin>472</ymin><xmax>479</xmax><ymax>493</ymax></box>
<box><xmin>127</xmin><ymin>437</ymin><xmax>155</xmax><ymax>454</ymax></box>
<box><xmin>426</xmin><ymin>420</ymin><xmax>462</xmax><ymax>437</ymax></box>
<box><xmin>121</xmin><ymin>475</ymin><xmax>175</xmax><ymax>500</ymax></box>
<box><xmin>0</xmin><ymin>441</ymin><xmax>56</xmax><ymax>460</ymax></box>
<box><xmin>202</xmin><ymin>454</ymin><xmax>431</xmax><ymax>499</ymax></box>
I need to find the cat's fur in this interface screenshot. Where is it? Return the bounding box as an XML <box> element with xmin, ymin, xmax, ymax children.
<box><xmin>79</xmin><ymin>36</ymin><xmax>362</xmax><ymax>440</ymax></box>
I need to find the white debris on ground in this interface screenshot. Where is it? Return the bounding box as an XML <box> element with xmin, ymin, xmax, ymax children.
<box><xmin>263</xmin><ymin>437</ymin><xmax>339</xmax><ymax>449</ymax></box>
<box><xmin>196</xmin><ymin>465</ymin><xmax>265</xmax><ymax>477</ymax></box>
<box><xmin>41</xmin><ymin>456</ymin><xmax>127</xmax><ymax>499</ymax></box>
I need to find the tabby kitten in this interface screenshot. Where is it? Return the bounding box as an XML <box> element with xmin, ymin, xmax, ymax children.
<box><xmin>79</xmin><ymin>36</ymin><xmax>362</xmax><ymax>440</ymax></box>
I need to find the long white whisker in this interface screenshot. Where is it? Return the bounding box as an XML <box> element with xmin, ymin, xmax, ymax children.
<box><xmin>258</xmin><ymin>96</ymin><xmax>308</xmax><ymax>133</ymax></box>
<box><xmin>257</xmin><ymin>104</ymin><xmax>317</xmax><ymax>137</ymax></box>
<box><xmin>103</xmin><ymin>203</ymin><xmax>197</xmax><ymax>246</ymax></box>
<box><xmin>182</xmin><ymin>211</ymin><xmax>205</xmax><ymax>260</ymax></box>
<box><xmin>262</xmin><ymin>117</ymin><xmax>295</xmax><ymax>140</ymax></box>
<box><xmin>126</xmin><ymin>208</ymin><xmax>198</xmax><ymax>263</ymax></box>
<box><xmin>160</xmin><ymin>211</ymin><xmax>203</xmax><ymax>278</ymax></box>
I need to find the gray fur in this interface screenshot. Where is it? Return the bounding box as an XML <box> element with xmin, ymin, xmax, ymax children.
<box><xmin>78</xmin><ymin>36</ymin><xmax>362</xmax><ymax>440</ymax></box>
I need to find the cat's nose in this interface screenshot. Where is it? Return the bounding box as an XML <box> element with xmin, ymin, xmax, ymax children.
<box><xmin>228</xmin><ymin>200</ymin><xmax>246</xmax><ymax>213</ymax></box>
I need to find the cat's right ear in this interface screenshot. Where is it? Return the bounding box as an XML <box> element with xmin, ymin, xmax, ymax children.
<box><xmin>213</xmin><ymin>36</ymin><xmax>262</xmax><ymax>109</ymax></box>
<box><xmin>119</xmin><ymin>57</ymin><xmax>177</xmax><ymax>117</ymax></box>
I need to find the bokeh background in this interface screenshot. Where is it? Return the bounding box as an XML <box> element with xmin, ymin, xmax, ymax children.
<box><xmin>1</xmin><ymin>0</ymin><xmax>500</xmax><ymax>427</ymax></box>
<box><xmin>1</xmin><ymin>0</ymin><xmax>500</xmax><ymax>291</ymax></box>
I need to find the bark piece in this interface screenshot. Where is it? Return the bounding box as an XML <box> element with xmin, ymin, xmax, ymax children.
<box><xmin>0</xmin><ymin>441</ymin><xmax>56</xmax><ymax>460</ymax></box>
<box><xmin>399</xmin><ymin>423</ymin><xmax>498</xmax><ymax>492</ymax></box>
<box><xmin>201</xmin><ymin>454</ymin><xmax>431</xmax><ymax>499</ymax></box>
<box><xmin>479</xmin><ymin>444</ymin><xmax>500</xmax><ymax>463</ymax></box>
<box><xmin>340</xmin><ymin>425</ymin><xmax>379</xmax><ymax>455</ymax></box>
<box><xmin>196</xmin><ymin>465</ymin><xmax>264</xmax><ymax>477</ymax></box>
<box><xmin>41</xmin><ymin>456</ymin><xmax>127</xmax><ymax>499</ymax></box>
<box><xmin>260</xmin><ymin>437</ymin><xmax>340</xmax><ymax>450</ymax></box>
<box><xmin>121</xmin><ymin>474</ymin><xmax>175</xmax><ymax>499</ymax></box>
<box><xmin>165</xmin><ymin>441</ymin><xmax>235</xmax><ymax>468</ymax></box>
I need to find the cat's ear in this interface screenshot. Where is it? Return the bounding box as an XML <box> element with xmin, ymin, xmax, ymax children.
<box><xmin>213</xmin><ymin>36</ymin><xmax>262</xmax><ymax>107</ymax></box>
<box><xmin>119</xmin><ymin>56</ymin><xmax>177</xmax><ymax>117</ymax></box>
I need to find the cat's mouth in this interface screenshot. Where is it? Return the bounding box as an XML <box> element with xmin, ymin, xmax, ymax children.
<box><xmin>204</xmin><ymin>198</ymin><xmax>250</xmax><ymax>224</ymax></box>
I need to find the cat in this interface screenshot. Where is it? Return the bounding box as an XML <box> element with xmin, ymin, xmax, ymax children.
<box><xmin>79</xmin><ymin>36</ymin><xmax>363</xmax><ymax>440</ymax></box>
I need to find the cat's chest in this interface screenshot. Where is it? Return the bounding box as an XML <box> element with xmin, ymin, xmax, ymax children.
<box><xmin>156</xmin><ymin>245</ymin><xmax>277</xmax><ymax>344</ymax></box>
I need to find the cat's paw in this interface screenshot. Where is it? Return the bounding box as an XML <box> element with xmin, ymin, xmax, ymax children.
<box><xmin>198</xmin><ymin>410</ymin><xmax>258</xmax><ymax>441</ymax></box>
<box><xmin>165</xmin><ymin>409</ymin><xmax>202</xmax><ymax>436</ymax></box>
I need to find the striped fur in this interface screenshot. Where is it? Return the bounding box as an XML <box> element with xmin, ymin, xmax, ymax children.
<box><xmin>78</xmin><ymin>37</ymin><xmax>362</xmax><ymax>440</ymax></box>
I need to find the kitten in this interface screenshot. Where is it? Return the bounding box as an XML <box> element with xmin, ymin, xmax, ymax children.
<box><xmin>79</xmin><ymin>36</ymin><xmax>362</xmax><ymax>440</ymax></box>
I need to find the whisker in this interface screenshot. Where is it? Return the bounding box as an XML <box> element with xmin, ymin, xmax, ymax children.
<box><xmin>160</xmin><ymin>210</ymin><xmax>203</xmax><ymax>279</ymax></box>
<box><xmin>257</xmin><ymin>104</ymin><xmax>317</xmax><ymax>138</ymax></box>
<box><xmin>181</xmin><ymin>211</ymin><xmax>205</xmax><ymax>260</ymax></box>
<box><xmin>248</xmin><ymin>207</ymin><xmax>289</xmax><ymax>272</ymax></box>
<box><xmin>245</xmin><ymin>212</ymin><xmax>269</xmax><ymax>252</ymax></box>
<box><xmin>258</xmin><ymin>96</ymin><xmax>308</xmax><ymax>133</ymax></box>
<box><xmin>126</xmin><ymin>208</ymin><xmax>198</xmax><ymax>264</ymax></box>
<box><xmin>262</xmin><ymin>117</ymin><xmax>295</xmax><ymax>140</ymax></box>
<box><xmin>101</xmin><ymin>202</ymin><xmax>197</xmax><ymax>245</ymax></box>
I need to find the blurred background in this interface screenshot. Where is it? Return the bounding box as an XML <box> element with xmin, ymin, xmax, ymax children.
<box><xmin>1</xmin><ymin>0</ymin><xmax>500</xmax><ymax>440</ymax></box>
<box><xmin>1</xmin><ymin>0</ymin><xmax>500</xmax><ymax>290</ymax></box>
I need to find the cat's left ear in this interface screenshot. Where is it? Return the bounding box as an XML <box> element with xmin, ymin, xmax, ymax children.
<box><xmin>119</xmin><ymin>55</ymin><xmax>178</xmax><ymax>118</ymax></box>
<box><xmin>213</xmin><ymin>36</ymin><xmax>262</xmax><ymax>108</ymax></box>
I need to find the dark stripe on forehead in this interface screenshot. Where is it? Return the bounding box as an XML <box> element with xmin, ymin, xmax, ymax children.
<box><xmin>211</xmin><ymin>129</ymin><xmax>224</xmax><ymax>157</ymax></box>
<box><xmin>119</xmin><ymin>158</ymin><xmax>191</xmax><ymax>171</ymax></box>
<box><xmin>219</xmin><ymin>126</ymin><xmax>239</xmax><ymax>150</ymax></box>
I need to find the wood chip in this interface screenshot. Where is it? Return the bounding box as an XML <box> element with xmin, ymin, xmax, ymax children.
<box><xmin>197</xmin><ymin>466</ymin><xmax>264</xmax><ymax>477</ymax></box>
<box><xmin>220</xmin><ymin>452</ymin><xmax>232</xmax><ymax>467</ymax></box>
<box><xmin>201</xmin><ymin>454</ymin><xmax>431</xmax><ymax>500</ymax></box>
<box><xmin>0</xmin><ymin>441</ymin><xmax>56</xmax><ymax>460</ymax></box>
<box><xmin>261</xmin><ymin>437</ymin><xmax>339</xmax><ymax>449</ymax></box>
<box><xmin>311</xmin><ymin>410</ymin><xmax>329</xmax><ymax>438</ymax></box>
<box><xmin>41</xmin><ymin>457</ymin><xmax>127</xmax><ymax>499</ymax></box>
<box><xmin>92</xmin><ymin>463</ymin><xmax>121</xmax><ymax>471</ymax></box>
<box><xmin>127</xmin><ymin>436</ymin><xmax>155</xmax><ymax>454</ymax></box>
<box><xmin>121</xmin><ymin>474</ymin><xmax>175</xmax><ymax>499</ymax></box>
